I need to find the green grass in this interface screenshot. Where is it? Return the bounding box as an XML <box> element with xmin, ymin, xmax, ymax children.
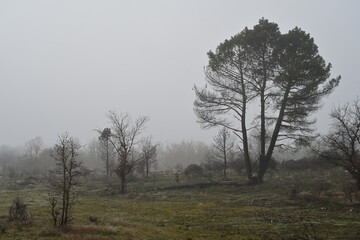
<box><xmin>0</xmin><ymin>169</ymin><xmax>359</xmax><ymax>239</ymax></box>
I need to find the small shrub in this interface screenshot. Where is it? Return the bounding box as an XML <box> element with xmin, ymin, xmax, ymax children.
<box><xmin>184</xmin><ymin>164</ymin><xmax>203</xmax><ymax>178</ymax></box>
<box><xmin>48</xmin><ymin>195</ymin><xmax>60</xmax><ymax>227</ymax></box>
<box><xmin>313</xmin><ymin>180</ymin><xmax>333</xmax><ymax>197</ymax></box>
<box><xmin>102</xmin><ymin>184</ymin><xmax>119</xmax><ymax>196</ymax></box>
<box><xmin>89</xmin><ymin>216</ymin><xmax>99</xmax><ymax>224</ymax></box>
<box><xmin>9</xmin><ymin>197</ymin><xmax>28</xmax><ymax>224</ymax></box>
<box><xmin>0</xmin><ymin>225</ymin><xmax>6</xmax><ymax>234</ymax></box>
<box><xmin>343</xmin><ymin>183</ymin><xmax>357</xmax><ymax>202</ymax></box>
<box><xmin>289</xmin><ymin>182</ymin><xmax>300</xmax><ymax>199</ymax></box>
<box><xmin>275</xmin><ymin>214</ymin><xmax>327</xmax><ymax>240</ymax></box>
<box><xmin>298</xmin><ymin>215</ymin><xmax>326</xmax><ymax>240</ymax></box>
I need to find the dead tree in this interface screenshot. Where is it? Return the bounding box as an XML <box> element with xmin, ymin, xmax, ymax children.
<box><xmin>25</xmin><ymin>136</ymin><xmax>43</xmax><ymax>159</ymax></box>
<box><xmin>49</xmin><ymin>133</ymin><xmax>85</xmax><ymax>227</ymax></box>
<box><xmin>319</xmin><ymin>99</ymin><xmax>360</xmax><ymax>189</ymax></box>
<box><xmin>211</xmin><ymin>127</ymin><xmax>235</xmax><ymax>180</ymax></box>
<box><xmin>203</xmin><ymin>151</ymin><xmax>226</xmax><ymax>182</ymax></box>
<box><xmin>139</xmin><ymin>137</ymin><xmax>157</xmax><ymax>178</ymax></box>
<box><xmin>107</xmin><ymin>111</ymin><xmax>148</xmax><ymax>194</ymax></box>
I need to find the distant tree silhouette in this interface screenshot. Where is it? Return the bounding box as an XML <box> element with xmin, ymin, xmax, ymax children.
<box><xmin>25</xmin><ymin>136</ymin><xmax>43</xmax><ymax>160</ymax></box>
<box><xmin>106</xmin><ymin>111</ymin><xmax>148</xmax><ymax>194</ymax></box>
<box><xmin>139</xmin><ymin>137</ymin><xmax>157</xmax><ymax>178</ymax></box>
<box><xmin>319</xmin><ymin>99</ymin><xmax>360</xmax><ymax>189</ymax></box>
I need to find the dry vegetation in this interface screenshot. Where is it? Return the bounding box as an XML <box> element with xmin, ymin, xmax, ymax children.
<box><xmin>0</xmin><ymin>168</ymin><xmax>360</xmax><ymax>240</ymax></box>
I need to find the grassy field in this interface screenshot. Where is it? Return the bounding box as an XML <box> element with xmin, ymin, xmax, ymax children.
<box><xmin>0</xmin><ymin>169</ymin><xmax>360</xmax><ymax>240</ymax></box>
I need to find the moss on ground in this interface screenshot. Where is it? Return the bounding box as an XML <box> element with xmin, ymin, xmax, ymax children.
<box><xmin>0</xmin><ymin>169</ymin><xmax>359</xmax><ymax>239</ymax></box>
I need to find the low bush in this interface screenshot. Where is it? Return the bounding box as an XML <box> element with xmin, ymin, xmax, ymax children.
<box><xmin>0</xmin><ymin>225</ymin><xmax>6</xmax><ymax>234</ymax></box>
<box><xmin>8</xmin><ymin>197</ymin><xmax>28</xmax><ymax>229</ymax></box>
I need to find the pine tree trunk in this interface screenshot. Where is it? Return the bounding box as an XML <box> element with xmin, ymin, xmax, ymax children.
<box><xmin>106</xmin><ymin>141</ymin><xmax>109</xmax><ymax>176</ymax></box>
<box><xmin>223</xmin><ymin>137</ymin><xmax>227</xmax><ymax>180</ymax></box>
<box><xmin>238</xmin><ymin>67</ymin><xmax>252</xmax><ymax>182</ymax></box>
<box><xmin>258</xmin><ymin>54</ymin><xmax>267</xmax><ymax>183</ymax></box>
<box><xmin>258</xmin><ymin>85</ymin><xmax>291</xmax><ymax>182</ymax></box>
<box><xmin>259</xmin><ymin>89</ymin><xmax>266</xmax><ymax>181</ymax></box>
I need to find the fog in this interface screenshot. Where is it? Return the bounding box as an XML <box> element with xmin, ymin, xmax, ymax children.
<box><xmin>0</xmin><ymin>0</ymin><xmax>359</xmax><ymax>147</ymax></box>
<box><xmin>1</xmin><ymin>3</ymin><xmax>360</xmax><ymax>236</ymax></box>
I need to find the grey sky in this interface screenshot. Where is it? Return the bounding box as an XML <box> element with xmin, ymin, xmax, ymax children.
<box><xmin>0</xmin><ymin>0</ymin><xmax>359</xmax><ymax>147</ymax></box>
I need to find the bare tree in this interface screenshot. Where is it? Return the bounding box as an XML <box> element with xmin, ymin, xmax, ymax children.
<box><xmin>211</xmin><ymin>127</ymin><xmax>235</xmax><ymax>180</ymax></box>
<box><xmin>0</xmin><ymin>146</ymin><xmax>16</xmax><ymax>180</ymax></box>
<box><xmin>49</xmin><ymin>133</ymin><xmax>85</xmax><ymax>227</ymax></box>
<box><xmin>139</xmin><ymin>137</ymin><xmax>157</xmax><ymax>178</ymax></box>
<box><xmin>202</xmin><ymin>151</ymin><xmax>226</xmax><ymax>182</ymax></box>
<box><xmin>107</xmin><ymin>111</ymin><xmax>149</xmax><ymax>194</ymax></box>
<box><xmin>319</xmin><ymin>99</ymin><xmax>360</xmax><ymax>189</ymax></box>
<box><xmin>25</xmin><ymin>136</ymin><xmax>43</xmax><ymax>159</ymax></box>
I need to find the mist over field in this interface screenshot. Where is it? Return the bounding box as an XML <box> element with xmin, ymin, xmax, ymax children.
<box><xmin>0</xmin><ymin>1</ymin><xmax>360</xmax><ymax>239</ymax></box>
<box><xmin>0</xmin><ymin>0</ymin><xmax>359</xmax><ymax>148</ymax></box>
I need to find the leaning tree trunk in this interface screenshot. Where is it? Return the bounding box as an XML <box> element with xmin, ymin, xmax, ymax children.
<box><xmin>240</xmin><ymin>80</ymin><xmax>255</xmax><ymax>183</ymax></box>
<box><xmin>258</xmin><ymin>55</ymin><xmax>268</xmax><ymax>183</ymax></box>
<box><xmin>223</xmin><ymin>137</ymin><xmax>227</xmax><ymax>180</ymax></box>
<box><xmin>242</xmin><ymin>104</ymin><xmax>255</xmax><ymax>183</ymax></box>
<box><xmin>259</xmin><ymin>80</ymin><xmax>266</xmax><ymax>181</ymax></box>
<box><xmin>106</xmin><ymin>141</ymin><xmax>110</xmax><ymax>176</ymax></box>
<box><xmin>258</xmin><ymin>85</ymin><xmax>290</xmax><ymax>183</ymax></box>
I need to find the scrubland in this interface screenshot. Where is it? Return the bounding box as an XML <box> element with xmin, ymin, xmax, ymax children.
<box><xmin>0</xmin><ymin>168</ymin><xmax>359</xmax><ymax>240</ymax></box>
